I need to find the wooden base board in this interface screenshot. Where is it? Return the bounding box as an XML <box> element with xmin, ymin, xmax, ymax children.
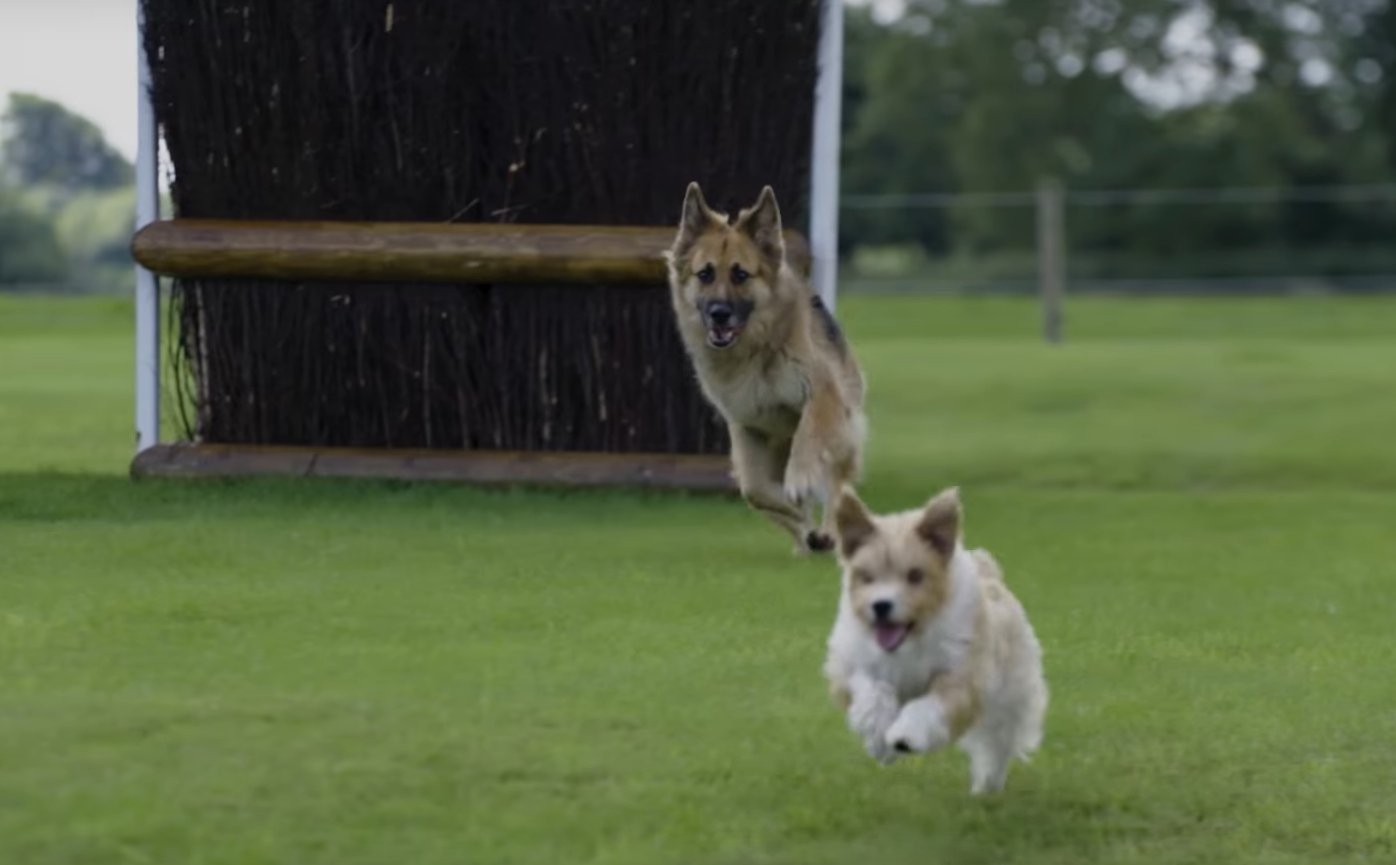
<box><xmin>131</xmin><ymin>444</ymin><xmax>736</xmax><ymax>493</ymax></box>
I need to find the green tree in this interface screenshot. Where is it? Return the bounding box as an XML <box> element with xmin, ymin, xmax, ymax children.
<box><xmin>838</xmin><ymin>0</ymin><xmax>1396</xmax><ymax>266</ymax></box>
<box><xmin>840</xmin><ymin>7</ymin><xmax>958</xmax><ymax>253</ymax></box>
<box><xmin>0</xmin><ymin>188</ymin><xmax>68</xmax><ymax>284</ymax></box>
<box><xmin>1</xmin><ymin>92</ymin><xmax>134</xmax><ymax>194</ymax></box>
<box><xmin>1347</xmin><ymin>1</ymin><xmax>1396</xmax><ymax>175</ymax></box>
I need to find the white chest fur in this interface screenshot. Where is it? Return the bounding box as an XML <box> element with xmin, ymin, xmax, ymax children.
<box><xmin>704</xmin><ymin>355</ymin><xmax>809</xmax><ymax>437</ymax></box>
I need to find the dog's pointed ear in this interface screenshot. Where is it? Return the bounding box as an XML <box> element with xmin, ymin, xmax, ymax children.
<box><xmin>673</xmin><ymin>182</ymin><xmax>717</xmax><ymax>256</ymax></box>
<box><xmin>916</xmin><ymin>487</ymin><xmax>961</xmax><ymax>559</ymax></box>
<box><xmin>834</xmin><ymin>486</ymin><xmax>876</xmax><ymax>559</ymax></box>
<box><xmin>736</xmin><ymin>185</ymin><xmax>784</xmax><ymax>266</ymax></box>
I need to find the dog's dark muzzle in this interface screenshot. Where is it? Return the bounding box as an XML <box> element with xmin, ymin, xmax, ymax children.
<box><xmin>701</xmin><ymin>299</ymin><xmax>753</xmax><ymax>349</ymax></box>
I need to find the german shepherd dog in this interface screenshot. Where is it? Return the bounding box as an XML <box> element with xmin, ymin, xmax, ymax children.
<box><xmin>665</xmin><ymin>183</ymin><xmax>867</xmax><ymax>554</ymax></box>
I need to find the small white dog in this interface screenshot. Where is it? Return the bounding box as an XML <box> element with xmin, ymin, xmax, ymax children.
<box><xmin>822</xmin><ymin>486</ymin><xmax>1047</xmax><ymax>794</ymax></box>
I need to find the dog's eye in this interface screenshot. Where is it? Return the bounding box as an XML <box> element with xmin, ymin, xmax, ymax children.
<box><xmin>696</xmin><ymin>264</ymin><xmax>716</xmax><ymax>284</ymax></box>
<box><xmin>855</xmin><ymin>570</ymin><xmax>875</xmax><ymax>586</ymax></box>
<box><xmin>906</xmin><ymin>568</ymin><xmax>925</xmax><ymax>585</ymax></box>
<box><xmin>731</xmin><ymin>265</ymin><xmax>749</xmax><ymax>284</ymax></box>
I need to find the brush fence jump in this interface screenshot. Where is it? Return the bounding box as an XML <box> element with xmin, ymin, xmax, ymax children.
<box><xmin>131</xmin><ymin>219</ymin><xmax>810</xmax><ymax>491</ymax></box>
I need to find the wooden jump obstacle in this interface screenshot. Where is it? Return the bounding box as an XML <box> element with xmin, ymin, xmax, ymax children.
<box><xmin>132</xmin><ymin>0</ymin><xmax>842</xmax><ymax>493</ymax></box>
<box><xmin>130</xmin><ymin>219</ymin><xmax>811</xmax><ymax>492</ymax></box>
<box><xmin>132</xmin><ymin>220</ymin><xmax>810</xmax><ymax>288</ymax></box>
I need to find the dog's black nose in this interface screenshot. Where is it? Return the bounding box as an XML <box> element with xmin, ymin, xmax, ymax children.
<box><xmin>705</xmin><ymin>301</ymin><xmax>734</xmax><ymax>325</ymax></box>
<box><xmin>872</xmin><ymin>600</ymin><xmax>894</xmax><ymax>620</ymax></box>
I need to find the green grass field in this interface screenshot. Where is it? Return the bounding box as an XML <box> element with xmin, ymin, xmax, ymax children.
<box><xmin>2</xmin><ymin>292</ymin><xmax>1394</xmax><ymax>864</ymax></box>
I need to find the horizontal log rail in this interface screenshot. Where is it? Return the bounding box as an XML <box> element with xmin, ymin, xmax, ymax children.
<box><xmin>132</xmin><ymin>219</ymin><xmax>811</xmax><ymax>285</ymax></box>
<box><xmin>132</xmin><ymin>443</ymin><xmax>736</xmax><ymax>492</ymax></box>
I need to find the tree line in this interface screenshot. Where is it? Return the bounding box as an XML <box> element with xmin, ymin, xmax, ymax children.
<box><xmin>0</xmin><ymin>93</ymin><xmax>135</xmax><ymax>290</ymax></box>
<box><xmin>839</xmin><ymin>0</ymin><xmax>1396</xmax><ymax>279</ymax></box>
<box><xmin>5</xmin><ymin>0</ymin><xmax>1394</xmax><ymax>292</ymax></box>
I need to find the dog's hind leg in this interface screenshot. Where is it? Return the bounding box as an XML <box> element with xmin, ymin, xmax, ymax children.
<box><xmin>787</xmin><ymin>392</ymin><xmax>865</xmax><ymax>553</ymax></box>
<box><xmin>730</xmin><ymin>424</ymin><xmax>815</xmax><ymax>553</ymax></box>
<box><xmin>960</xmin><ymin>727</ymin><xmax>1014</xmax><ymax>795</ymax></box>
<box><xmin>815</xmin><ymin>453</ymin><xmax>859</xmax><ymax>549</ymax></box>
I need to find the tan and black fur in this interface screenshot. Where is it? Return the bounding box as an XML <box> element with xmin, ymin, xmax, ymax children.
<box><xmin>665</xmin><ymin>182</ymin><xmax>866</xmax><ymax>553</ymax></box>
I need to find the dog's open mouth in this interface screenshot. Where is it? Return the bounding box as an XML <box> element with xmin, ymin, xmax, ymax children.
<box><xmin>874</xmin><ymin>622</ymin><xmax>911</xmax><ymax>652</ymax></box>
<box><xmin>706</xmin><ymin>324</ymin><xmax>742</xmax><ymax>349</ymax></box>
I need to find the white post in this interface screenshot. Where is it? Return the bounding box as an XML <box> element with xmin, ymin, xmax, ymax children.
<box><xmin>134</xmin><ymin>5</ymin><xmax>161</xmax><ymax>451</ymax></box>
<box><xmin>808</xmin><ymin>0</ymin><xmax>844</xmax><ymax>311</ymax></box>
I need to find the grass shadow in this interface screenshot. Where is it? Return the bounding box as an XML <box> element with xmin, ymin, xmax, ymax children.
<box><xmin>0</xmin><ymin>470</ymin><xmax>739</xmax><ymax>525</ymax></box>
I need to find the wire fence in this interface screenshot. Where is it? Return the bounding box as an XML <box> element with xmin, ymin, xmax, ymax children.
<box><xmin>839</xmin><ymin>182</ymin><xmax>1396</xmax><ymax>297</ymax></box>
<box><xmin>844</xmin><ymin>183</ymin><xmax>1396</xmax><ymax>208</ymax></box>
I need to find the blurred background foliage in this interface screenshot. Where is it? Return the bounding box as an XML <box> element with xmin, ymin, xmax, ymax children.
<box><xmin>1</xmin><ymin>92</ymin><xmax>136</xmax><ymax>292</ymax></box>
<box><xmin>3</xmin><ymin>0</ymin><xmax>1394</xmax><ymax>294</ymax></box>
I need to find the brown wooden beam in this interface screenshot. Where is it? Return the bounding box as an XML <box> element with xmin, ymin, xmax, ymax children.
<box><xmin>131</xmin><ymin>443</ymin><xmax>737</xmax><ymax>493</ymax></box>
<box><xmin>131</xmin><ymin>219</ymin><xmax>811</xmax><ymax>285</ymax></box>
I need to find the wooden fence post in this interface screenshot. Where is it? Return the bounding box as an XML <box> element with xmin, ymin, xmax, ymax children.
<box><xmin>1037</xmin><ymin>178</ymin><xmax>1066</xmax><ymax>343</ymax></box>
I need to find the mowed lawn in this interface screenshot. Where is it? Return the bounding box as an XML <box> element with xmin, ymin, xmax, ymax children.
<box><xmin>1</xmin><ymin>292</ymin><xmax>1394</xmax><ymax>865</ymax></box>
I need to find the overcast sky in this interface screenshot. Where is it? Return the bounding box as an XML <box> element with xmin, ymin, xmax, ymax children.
<box><xmin>0</xmin><ymin>0</ymin><xmax>1240</xmax><ymax>167</ymax></box>
<box><xmin>0</xmin><ymin>0</ymin><xmax>139</xmax><ymax>159</ymax></box>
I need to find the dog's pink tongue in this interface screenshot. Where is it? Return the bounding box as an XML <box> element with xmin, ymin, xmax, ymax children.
<box><xmin>874</xmin><ymin>623</ymin><xmax>909</xmax><ymax>652</ymax></box>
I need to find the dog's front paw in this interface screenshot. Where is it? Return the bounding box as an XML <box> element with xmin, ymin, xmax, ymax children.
<box><xmin>865</xmin><ymin>735</ymin><xmax>900</xmax><ymax>766</ymax></box>
<box><xmin>782</xmin><ymin>456</ymin><xmax>823</xmax><ymax>507</ymax></box>
<box><xmin>847</xmin><ymin>676</ymin><xmax>900</xmax><ymax>764</ymax></box>
<box><xmin>885</xmin><ymin>699</ymin><xmax>951</xmax><ymax>755</ymax></box>
<box><xmin>805</xmin><ymin>530</ymin><xmax>835</xmax><ymax>554</ymax></box>
<box><xmin>790</xmin><ymin>529</ymin><xmax>829</xmax><ymax>557</ymax></box>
